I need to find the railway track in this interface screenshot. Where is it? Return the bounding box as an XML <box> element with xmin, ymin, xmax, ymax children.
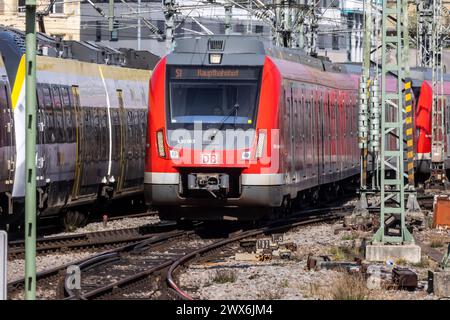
<box><xmin>7</xmin><ymin>219</ymin><xmax>185</xmax><ymax>260</ymax></box>
<box><xmin>7</xmin><ymin>228</ymin><xmax>192</xmax><ymax>299</ymax></box>
<box><xmin>8</xmin><ymin>221</ymin><xmax>180</xmax><ymax>260</ymax></box>
<box><xmin>59</xmin><ymin>205</ymin><xmax>353</xmax><ymax>300</ymax></box>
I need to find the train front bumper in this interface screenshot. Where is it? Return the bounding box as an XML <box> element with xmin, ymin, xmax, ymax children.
<box><xmin>144</xmin><ymin>172</ymin><xmax>284</xmax><ymax>208</ymax></box>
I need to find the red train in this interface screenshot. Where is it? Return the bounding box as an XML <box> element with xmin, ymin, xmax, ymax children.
<box><xmin>144</xmin><ymin>35</ymin><xmax>447</xmax><ymax>221</ymax></box>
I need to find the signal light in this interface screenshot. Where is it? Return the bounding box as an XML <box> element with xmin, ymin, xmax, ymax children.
<box><xmin>156</xmin><ymin>130</ymin><xmax>166</xmax><ymax>158</ymax></box>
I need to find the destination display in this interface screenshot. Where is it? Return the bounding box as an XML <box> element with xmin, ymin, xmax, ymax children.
<box><xmin>169</xmin><ymin>67</ymin><xmax>260</xmax><ymax>80</ymax></box>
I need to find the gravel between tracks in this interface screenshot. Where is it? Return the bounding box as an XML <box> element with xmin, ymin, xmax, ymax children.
<box><xmin>8</xmin><ymin>251</ymin><xmax>95</xmax><ymax>284</ymax></box>
<box><xmin>178</xmin><ymin>221</ymin><xmax>440</xmax><ymax>300</ymax></box>
<box><xmin>49</xmin><ymin>215</ymin><xmax>161</xmax><ymax>237</ymax></box>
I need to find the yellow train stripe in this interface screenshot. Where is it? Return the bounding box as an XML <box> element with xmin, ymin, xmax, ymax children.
<box><xmin>11</xmin><ymin>55</ymin><xmax>26</xmax><ymax>110</ymax></box>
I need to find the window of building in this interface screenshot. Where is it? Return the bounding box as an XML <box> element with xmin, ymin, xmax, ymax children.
<box><xmin>255</xmin><ymin>25</ymin><xmax>263</xmax><ymax>34</ymax></box>
<box><xmin>332</xmin><ymin>34</ymin><xmax>340</xmax><ymax>50</ymax></box>
<box><xmin>17</xmin><ymin>0</ymin><xmax>25</xmax><ymax>12</ymax></box>
<box><xmin>51</xmin><ymin>1</ymin><xmax>64</xmax><ymax>14</ymax></box>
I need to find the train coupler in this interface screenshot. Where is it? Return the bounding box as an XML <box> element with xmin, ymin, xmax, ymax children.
<box><xmin>187</xmin><ymin>173</ymin><xmax>229</xmax><ymax>198</ymax></box>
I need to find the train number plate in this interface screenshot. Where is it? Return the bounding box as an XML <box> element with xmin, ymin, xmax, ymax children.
<box><xmin>200</xmin><ymin>153</ymin><xmax>219</xmax><ymax>164</ymax></box>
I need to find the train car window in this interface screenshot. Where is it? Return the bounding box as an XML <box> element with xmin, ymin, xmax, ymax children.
<box><xmin>52</xmin><ymin>86</ymin><xmax>62</xmax><ymax>109</ymax></box>
<box><xmin>45</xmin><ymin>108</ymin><xmax>55</xmax><ymax>143</ymax></box>
<box><xmin>61</xmin><ymin>86</ymin><xmax>71</xmax><ymax>108</ymax></box>
<box><xmin>134</xmin><ymin>110</ymin><xmax>140</xmax><ymax>155</ymax></box>
<box><xmin>100</xmin><ymin>109</ymin><xmax>108</xmax><ymax>161</ymax></box>
<box><xmin>37</xmin><ymin>85</ymin><xmax>44</xmax><ymax>109</ymax></box>
<box><xmin>83</xmin><ymin>109</ymin><xmax>92</xmax><ymax>162</ymax></box>
<box><xmin>111</xmin><ymin>109</ymin><xmax>120</xmax><ymax>161</ymax></box>
<box><xmin>64</xmin><ymin>106</ymin><xmax>74</xmax><ymax>143</ymax></box>
<box><xmin>92</xmin><ymin>108</ymin><xmax>101</xmax><ymax>161</ymax></box>
<box><xmin>43</xmin><ymin>86</ymin><xmax>52</xmax><ymax>108</ymax></box>
<box><xmin>0</xmin><ymin>82</ymin><xmax>6</xmax><ymax>147</ymax></box>
<box><xmin>52</xmin><ymin>86</ymin><xmax>65</xmax><ymax>143</ymax></box>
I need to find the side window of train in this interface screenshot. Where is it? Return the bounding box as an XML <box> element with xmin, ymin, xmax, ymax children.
<box><xmin>52</xmin><ymin>85</ymin><xmax>65</xmax><ymax>143</ymax></box>
<box><xmin>127</xmin><ymin>110</ymin><xmax>134</xmax><ymax>149</ymax></box>
<box><xmin>83</xmin><ymin>109</ymin><xmax>92</xmax><ymax>162</ymax></box>
<box><xmin>42</xmin><ymin>85</ymin><xmax>55</xmax><ymax>143</ymax></box>
<box><xmin>0</xmin><ymin>81</ymin><xmax>6</xmax><ymax>147</ymax></box>
<box><xmin>92</xmin><ymin>109</ymin><xmax>101</xmax><ymax>161</ymax></box>
<box><xmin>100</xmin><ymin>109</ymin><xmax>108</xmax><ymax>160</ymax></box>
<box><xmin>112</xmin><ymin>109</ymin><xmax>120</xmax><ymax>161</ymax></box>
<box><xmin>61</xmin><ymin>86</ymin><xmax>75</xmax><ymax>143</ymax></box>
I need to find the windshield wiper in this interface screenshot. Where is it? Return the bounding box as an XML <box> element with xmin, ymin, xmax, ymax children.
<box><xmin>210</xmin><ymin>103</ymin><xmax>240</xmax><ymax>140</ymax></box>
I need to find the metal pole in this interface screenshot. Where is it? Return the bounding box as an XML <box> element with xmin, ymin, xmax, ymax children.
<box><xmin>137</xmin><ymin>0</ymin><xmax>141</xmax><ymax>50</ymax></box>
<box><xmin>25</xmin><ymin>0</ymin><xmax>37</xmax><ymax>300</ymax></box>
<box><xmin>109</xmin><ymin>0</ymin><xmax>114</xmax><ymax>32</ymax></box>
<box><xmin>373</xmin><ymin>0</ymin><xmax>412</xmax><ymax>244</ymax></box>
<box><xmin>164</xmin><ymin>0</ymin><xmax>175</xmax><ymax>53</ymax></box>
<box><xmin>225</xmin><ymin>1</ymin><xmax>232</xmax><ymax>35</ymax></box>
<box><xmin>358</xmin><ymin>0</ymin><xmax>372</xmax><ymax>209</ymax></box>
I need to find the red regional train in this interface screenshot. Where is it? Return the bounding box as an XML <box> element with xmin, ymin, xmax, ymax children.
<box><xmin>144</xmin><ymin>35</ymin><xmax>447</xmax><ymax>221</ymax></box>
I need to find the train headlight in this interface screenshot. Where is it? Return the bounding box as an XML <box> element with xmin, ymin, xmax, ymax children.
<box><xmin>156</xmin><ymin>130</ymin><xmax>166</xmax><ymax>158</ymax></box>
<box><xmin>241</xmin><ymin>151</ymin><xmax>251</xmax><ymax>160</ymax></box>
<box><xmin>209</xmin><ymin>53</ymin><xmax>222</xmax><ymax>64</ymax></box>
<box><xmin>256</xmin><ymin>131</ymin><xmax>266</xmax><ymax>159</ymax></box>
<box><xmin>170</xmin><ymin>149</ymin><xmax>180</xmax><ymax>160</ymax></box>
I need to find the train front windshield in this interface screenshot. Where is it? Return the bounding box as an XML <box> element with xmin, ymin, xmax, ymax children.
<box><xmin>167</xmin><ymin>67</ymin><xmax>261</xmax><ymax>130</ymax></box>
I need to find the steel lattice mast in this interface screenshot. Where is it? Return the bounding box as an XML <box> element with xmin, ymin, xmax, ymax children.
<box><xmin>426</xmin><ymin>0</ymin><xmax>449</xmax><ymax>188</ymax></box>
<box><xmin>373</xmin><ymin>0</ymin><xmax>413</xmax><ymax>244</ymax></box>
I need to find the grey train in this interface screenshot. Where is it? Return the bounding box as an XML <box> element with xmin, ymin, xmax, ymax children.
<box><xmin>0</xmin><ymin>29</ymin><xmax>150</xmax><ymax>229</ymax></box>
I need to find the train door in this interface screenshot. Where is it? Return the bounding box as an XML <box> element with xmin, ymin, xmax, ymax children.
<box><xmin>301</xmin><ymin>86</ymin><xmax>306</xmax><ymax>180</ymax></box>
<box><xmin>289</xmin><ymin>86</ymin><xmax>296</xmax><ymax>183</ymax></box>
<box><xmin>283</xmin><ymin>85</ymin><xmax>294</xmax><ymax>183</ymax></box>
<box><xmin>0</xmin><ymin>80</ymin><xmax>14</xmax><ymax>191</ymax></box>
<box><xmin>35</xmin><ymin>85</ymin><xmax>45</xmax><ymax>184</ymax></box>
<box><xmin>71</xmin><ymin>85</ymin><xmax>86</xmax><ymax>199</ymax></box>
<box><xmin>116</xmin><ymin>89</ymin><xmax>126</xmax><ymax>192</ymax></box>
<box><xmin>293</xmin><ymin>88</ymin><xmax>301</xmax><ymax>181</ymax></box>
<box><xmin>336</xmin><ymin>91</ymin><xmax>342</xmax><ymax>176</ymax></box>
<box><xmin>312</xmin><ymin>87</ymin><xmax>318</xmax><ymax>179</ymax></box>
<box><xmin>446</xmin><ymin>96</ymin><xmax>450</xmax><ymax>159</ymax></box>
<box><xmin>314</xmin><ymin>88</ymin><xmax>321</xmax><ymax>180</ymax></box>
<box><xmin>324</xmin><ymin>90</ymin><xmax>333</xmax><ymax>175</ymax></box>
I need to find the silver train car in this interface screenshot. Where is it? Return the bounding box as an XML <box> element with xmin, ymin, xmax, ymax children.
<box><xmin>0</xmin><ymin>29</ymin><xmax>151</xmax><ymax>229</ymax></box>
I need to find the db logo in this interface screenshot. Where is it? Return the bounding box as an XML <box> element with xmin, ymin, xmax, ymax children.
<box><xmin>200</xmin><ymin>153</ymin><xmax>218</xmax><ymax>164</ymax></box>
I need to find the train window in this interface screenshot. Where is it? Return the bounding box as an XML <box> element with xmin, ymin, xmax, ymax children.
<box><xmin>52</xmin><ymin>86</ymin><xmax>62</xmax><ymax>109</ymax></box>
<box><xmin>168</xmin><ymin>81</ymin><xmax>259</xmax><ymax>130</ymax></box>
<box><xmin>100</xmin><ymin>109</ymin><xmax>108</xmax><ymax>160</ymax></box>
<box><xmin>127</xmin><ymin>110</ymin><xmax>134</xmax><ymax>149</ymax></box>
<box><xmin>92</xmin><ymin>109</ymin><xmax>101</xmax><ymax>161</ymax></box>
<box><xmin>45</xmin><ymin>108</ymin><xmax>55</xmax><ymax>143</ymax></box>
<box><xmin>37</xmin><ymin>85</ymin><xmax>44</xmax><ymax>109</ymax></box>
<box><xmin>0</xmin><ymin>82</ymin><xmax>7</xmax><ymax>110</ymax></box>
<box><xmin>64</xmin><ymin>107</ymin><xmax>74</xmax><ymax>143</ymax></box>
<box><xmin>0</xmin><ymin>83</ymin><xmax>6</xmax><ymax>147</ymax></box>
<box><xmin>83</xmin><ymin>109</ymin><xmax>92</xmax><ymax>162</ymax></box>
<box><xmin>54</xmin><ymin>109</ymin><xmax>64</xmax><ymax>143</ymax></box>
<box><xmin>61</xmin><ymin>86</ymin><xmax>71</xmax><ymax>108</ymax></box>
<box><xmin>111</xmin><ymin>109</ymin><xmax>120</xmax><ymax>161</ymax></box>
<box><xmin>43</xmin><ymin>86</ymin><xmax>52</xmax><ymax>108</ymax></box>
